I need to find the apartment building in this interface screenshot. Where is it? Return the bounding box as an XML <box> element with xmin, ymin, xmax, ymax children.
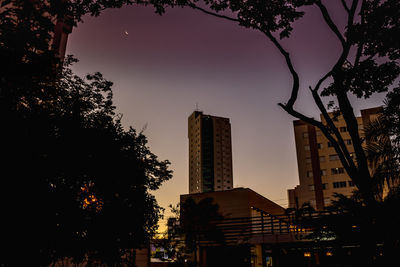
<box><xmin>288</xmin><ymin>107</ymin><xmax>381</xmax><ymax>210</ymax></box>
<box><xmin>188</xmin><ymin>111</ymin><xmax>233</xmax><ymax>194</ymax></box>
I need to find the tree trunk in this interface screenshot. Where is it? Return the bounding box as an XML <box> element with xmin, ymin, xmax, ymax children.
<box><xmin>334</xmin><ymin>77</ymin><xmax>377</xmax><ymax>207</ymax></box>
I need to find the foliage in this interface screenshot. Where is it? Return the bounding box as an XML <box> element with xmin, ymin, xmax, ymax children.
<box><xmin>296</xmin><ymin>191</ymin><xmax>400</xmax><ymax>265</ymax></box>
<box><xmin>152</xmin><ymin>199</ymin><xmax>225</xmax><ymax>265</ymax></box>
<box><xmin>180</xmin><ymin>197</ymin><xmax>224</xmax><ymax>250</ymax></box>
<box><xmin>0</xmin><ymin>2</ymin><xmax>172</xmax><ymax>266</ymax></box>
<box><xmin>364</xmin><ymin>88</ymin><xmax>400</xmax><ymax>197</ymax></box>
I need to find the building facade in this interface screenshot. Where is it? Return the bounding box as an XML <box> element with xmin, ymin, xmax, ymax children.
<box><xmin>188</xmin><ymin>111</ymin><xmax>233</xmax><ymax>193</ymax></box>
<box><xmin>288</xmin><ymin>107</ymin><xmax>381</xmax><ymax>210</ymax></box>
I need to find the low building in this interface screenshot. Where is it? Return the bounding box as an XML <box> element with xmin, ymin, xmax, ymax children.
<box><xmin>181</xmin><ymin>187</ymin><xmax>286</xmax><ymax>218</ymax></box>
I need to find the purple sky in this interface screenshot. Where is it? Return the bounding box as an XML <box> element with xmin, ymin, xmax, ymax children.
<box><xmin>67</xmin><ymin>2</ymin><xmax>385</xmax><ymax>230</ymax></box>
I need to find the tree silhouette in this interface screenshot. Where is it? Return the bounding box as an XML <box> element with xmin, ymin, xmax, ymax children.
<box><xmin>1</xmin><ymin>2</ymin><xmax>172</xmax><ymax>266</ymax></box>
<box><xmin>180</xmin><ymin>197</ymin><xmax>224</xmax><ymax>267</ymax></box>
<box><xmin>364</xmin><ymin>89</ymin><xmax>400</xmax><ymax>198</ymax></box>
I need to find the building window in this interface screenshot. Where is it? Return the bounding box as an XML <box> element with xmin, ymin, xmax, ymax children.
<box><xmin>304</xmin><ymin>145</ymin><xmax>310</xmax><ymax>151</ymax></box>
<box><xmin>317</xmin><ymin>143</ymin><xmax>323</xmax><ymax>149</ymax></box>
<box><xmin>321</xmin><ymin>169</ymin><xmax>327</xmax><ymax>176</ymax></box>
<box><xmin>316</xmin><ymin>131</ymin><xmax>322</xmax><ymax>136</ymax></box>
<box><xmin>308</xmin><ymin>185</ymin><xmax>315</xmax><ymax>191</ymax></box>
<box><xmin>324</xmin><ymin>198</ymin><xmax>331</xmax><ymax>206</ymax></box>
<box><xmin>345</xmin><ymin>139</ymin><xmax>352</xmax><ymax>145</ymax></box>
<box><xmin>306</xmin><ymin>171</ymin><xmax>313</xmax><ymax>177</ymax></box>
<box><xmin>322</xmin><ymin>183</ymin><xmax>328</xmax><ymax>190</ymax></box>
<box><xmin>306</xmin><ymin>157</ymin><xmax>312</xmax><ymax>163</ymax></box>
<box><xmin>303</xmin><ymin>132</ymin><xmax>309</xmax><ymax>138</ymax></box>
<box><xmin>331</xmin><ymin>167</ymin><xmax>345</xmax><ymax>175</ymax></box>
<box><xmin>329</xmin><ymin>154</ymin><xmax>340</xmax><ymax>161</ymax></box>
<box><xmin>327</xmin><ymin>142</ymin><xmax>333</xmax><ymax>147</ymax></box>
<box><xmin>348</xmin><ymin>181</ymin><xmax>355</xmax><ymax>187</ymax></box>
<box><xmin>333</xmin><ymin>181</ymin><xmax>347</xmax><ymax>188</ymax></box>
<box><xmin>340</xmin><ymin>126</ymin><xmax>347</xmax><ymax>132</ymax></box>
<box><xmin>319</xmin><ymin>156</ymin><xmax>326</xmax><ymax>162</ymax></box>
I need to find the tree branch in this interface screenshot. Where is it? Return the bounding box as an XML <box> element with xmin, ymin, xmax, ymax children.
<box><xmin>313</xmin><ymin>71</ymin><xmax>332</xmax><ymax>93</ymax></box>
<box><xmin>309</xmin><ymin>86</ymin><xmax>356</xmax><ymax>172</ymax></box>
<box><xmin>187</xmin><ymin>2</ymin><xmax>239</xmax><ymax>22</ymax></box>
<box><xmin>278</xmin><ymin>103</ymin><xmax>353</xmax><ymax>173</ymax></box>
<box><xmin>261</xmin><ymin>29</ymin><xmax>299</xmax><ymax>109</ymax></box>
<box><xmin>315</xmin><ymin>0</ymin><xmax>346</xmax><ymax>49</ymax></box>
<box><xmin>341</xmin><ymin>0</ymin><xmax>350</xmax><ymax>13</ymax></box>
<box><xmin>354</xmin><ymin>0</ymin><xmax>365</xmax><ymax>67</ymax></box>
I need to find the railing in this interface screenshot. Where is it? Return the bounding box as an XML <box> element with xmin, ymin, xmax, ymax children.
<box><xmin>169</xmin><ymin>210</ymin><xmax>343</xmax><ymax>246</ymax></box>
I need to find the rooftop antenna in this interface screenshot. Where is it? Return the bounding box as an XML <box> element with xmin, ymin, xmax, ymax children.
<box><xmin>195</xmin><ymin>102</ymin><xmax>199</xmax><ymax>112</ymax></box>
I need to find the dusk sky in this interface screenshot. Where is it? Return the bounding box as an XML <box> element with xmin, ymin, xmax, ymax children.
<box><xmin>66</xmin><ymin>2</ymin><xmax>385</xmax><ymax>229</ymax></box>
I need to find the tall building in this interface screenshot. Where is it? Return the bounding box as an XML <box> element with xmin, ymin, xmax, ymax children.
<box><xmin>288</xmin><ymin>107</ymin><xmax>381</xmax><ymax>210</ymax></box>
<box><xmin>188</xmin><ymin>111</ymin><xmax>233</xmax><ymax>194</ymax></box>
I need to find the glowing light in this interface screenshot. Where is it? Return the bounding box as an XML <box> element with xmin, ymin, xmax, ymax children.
<box><xmin>326</xmin><ymin>251</ymin><xmax>333</xmax><ymax>256</ymax></box>
<box><xmin>304</xmin><ymin>252</ymin><xmax>311</xmax><ymax>257</ymax></box>
<box><xmin>80</xmin><ymin>183</ymin><xmax>103</xmax><ymax>212</ymax></box>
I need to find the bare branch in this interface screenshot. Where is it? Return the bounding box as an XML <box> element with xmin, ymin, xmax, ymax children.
<box><xmin>261</xmin><ymin>29</ymin><xmax>299</xmax><ymax>109</ymax></box>
<box><xmin>313</xmin><ymin>70</ymin><xmax>332</xmax><ymax>93</ymax></box>
<box><xmin>187</xmin><ymin>2</ymin><xmax>239</xmax><ymax>22</ymax></box>
<box><xmin>309</xmin><ymin>87</ymin><xmax>356</xmax><ymax>171</ymax></box>
<box><xmin>278</xmin><ymin>103</ymin><xmax>353</xmax><ymax>173</ymax></box>
<box><xmin>341</xmin><ymin>0</ymin><xmax>350</xmax><ymax>13</ymax></box>
<box><xmin>315</xmin><ymin>1</ymin><xmax>346</xmax><ymax>49</ymax></box>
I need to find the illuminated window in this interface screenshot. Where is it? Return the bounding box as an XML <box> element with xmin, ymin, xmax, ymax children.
<box><xmin>340</xmin><ymin>126</ymin><xmax>347</xmax><ymax>132</ymax></box>
<box><xmin>331</xmin><ymin>167</ymin><xmax>344</xmax><ymax>175</ymax></box>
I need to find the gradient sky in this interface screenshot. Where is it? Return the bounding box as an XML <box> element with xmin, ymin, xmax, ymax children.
<box><xmin>66</xmin><ymin>2</ymin><xmax>386</xmax><ymax>229</ymax></box>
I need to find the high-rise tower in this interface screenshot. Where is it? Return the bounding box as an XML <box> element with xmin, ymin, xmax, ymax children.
<box><xmin>188</xmin><ymin>111</ymin><xmax>233</xmax><ymax>194</ymax></box>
